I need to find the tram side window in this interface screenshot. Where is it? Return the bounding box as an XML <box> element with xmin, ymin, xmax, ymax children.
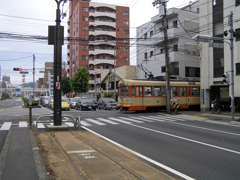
<box><xmin>162</xmin><ymin>87</ymin><xmax>166</xmax><ymax>96</ymax></box>
<box><xmin>120</xmin><ymin>87</ymin><xmax>125</xmax><ymax>97</ymax></box>
<box><xmin>132</xmin><ymin>86</ymin><xmax>135</xmax><ymax>97</ymax></box>
<box><xmin>144</xmin><ymin>86</ymin><xmax>152</xmax><ymax>96</ymax></box>
<box><xmin>126</xmin><ymin>87</ymin><xmax>130</xmax><ymax>97</ymax></box>
<box><xmin>171</xmin><ymin>87</ymin><xmax>178</xmax><ymax>96</ymax></box>
<box><xmin>154</xmin><ymin>86</ymin><xmax>161</xmax><ymax>96</ymax></box>
<box><xmin>180</xmin><ymin>87</ymin><xmax>186</xmax><ymax>96</ymax></box>
<box><xmin>140</xmin><ymin>87</ymin><xmax>142</xmax><ymax>96</ymax></box>
<box><xmin>188</xmin><ymin>87</ymin><xmax>191</xmax><ymax>96</ymax></box>
<box><xmin>192</xmin><ymin>87</ymin><xmax>199</xmax><ymax>96</ymax></box>
<box><xmin>136</xmin><ymin>87</ymin><xmax>139</xmax><ymax>96</ymax></box>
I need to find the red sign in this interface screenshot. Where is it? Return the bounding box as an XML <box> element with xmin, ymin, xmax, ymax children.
<box><xmin>56</xmin><ymin>82</ymin><xmax>60</xmax><ymax>89</ymax></box>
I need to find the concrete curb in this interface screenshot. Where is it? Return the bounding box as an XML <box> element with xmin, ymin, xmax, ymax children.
<box><xmin>28</xmin><ymin>130</ymin><xmax>49</xmax><ymax>180</ymax></box>
<box><xmin>0</xmin><ymin>128</ymin><xmax>13</xmax><ymax>180</ymax></box>
<box><xmin>230</xmin><ymin>121</ymin><xmax>240</xmax><ymax>126</ymax></box>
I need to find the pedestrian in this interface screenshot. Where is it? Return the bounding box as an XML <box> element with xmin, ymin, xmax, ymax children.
<box><xmin>174</xmin><ymin>99</ymin><xmax>180</xmax><ymax>114</ymax></box>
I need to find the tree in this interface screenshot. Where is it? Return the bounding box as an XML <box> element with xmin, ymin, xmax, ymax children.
<box><xmin>70</xmin><ymin>67</ymin><xmax>90</xmax><ymax>96</ymax></box>
<box><xmin>61</xmin><ymin>75</ymin><xmax>72</xmax><ymax>95</ymax></box>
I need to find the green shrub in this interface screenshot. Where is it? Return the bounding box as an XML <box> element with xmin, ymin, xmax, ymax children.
<box><xmin>103</xmin><ymin>93</ymin><xmax>114</xmax><ymax>99</ymax></box>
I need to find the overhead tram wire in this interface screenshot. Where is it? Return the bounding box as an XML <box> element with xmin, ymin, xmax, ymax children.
<box><xmin>0</xmin><ymin>55</ymin><xmax>32</xmax><ymax>61</ymax></box>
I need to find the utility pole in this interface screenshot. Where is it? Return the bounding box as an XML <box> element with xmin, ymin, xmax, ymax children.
<box><xmin>33</xmin><ymin>54</ymin><xmax>35</xmax><ymax>97</ymax></box>
<box><xmin>48</xmin><ymin>0</ymin><xmax>65</xmax><ymax>126</ymax></box>
<box><xmin>229</xmin><ymin>11</ymin><xmax>234</xmax><ymax>121</ymax></box>
<box><xmin>153</xmin><ymin>0</ymin><xmax>171</xmax><ymax>114</ymax></box>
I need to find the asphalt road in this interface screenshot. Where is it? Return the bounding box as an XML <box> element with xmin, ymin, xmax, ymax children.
<box><xmin>0</xmin><ymin>97</ymin><xmax>240</xmax><ymax>179</ymax></box>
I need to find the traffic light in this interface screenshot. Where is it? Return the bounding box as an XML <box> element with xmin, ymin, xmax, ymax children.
<box><xmin>13</xmin><ymin>68</ymin><xmax>22</xmax><ymax>71</ymax></box>
<box><xmin>223</xmin><ymin>72</ymin><xmax>230</xmax><ymax>85</ymax></box>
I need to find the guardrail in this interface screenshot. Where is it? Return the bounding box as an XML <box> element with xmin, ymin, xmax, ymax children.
<box><xmin>36</xmin><ymin>114</ymin><xmax>82</xmax><ymax>129</ymax></box>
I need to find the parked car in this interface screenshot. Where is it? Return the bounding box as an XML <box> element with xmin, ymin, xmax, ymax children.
<box><xmin>41</xmin><ymin>96</ymin><xmax>50</xmax><ymax>107</ymax></box>
<box><xmin>89</xmin><ymin>97</ymin><xmax>97</xmax><ymax>104</ymax></box>
<box><xmin>98</xmin><ymin>98</ymin><xmax>118</xmax><ymax>110</ymax></box>
<box><xmin>52</xmin><ymin>97</ymin><xmax>70</xmax><ymax>111</ymax></box>
<box><xmin>69</xmin><ymin>98</ymin><xmax>80</xmax><ymax>109</ymax></box>
<box><xmin>76</xmin><ymin>98</ymin><xmax>97</xmax><ymax>111</ymax></box>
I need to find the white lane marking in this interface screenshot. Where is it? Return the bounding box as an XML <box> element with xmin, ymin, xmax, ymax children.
<box><xmin>97</xmin><ymin>118</ymin><xmax>119</xmax><ymax>125</ymax></box>
<box><xmin>0</xmin><ymin>122</ymin><xmax>12</xmax><ymax>130</ymax></box>
<box><xmin>108</xmin><ymin>117</ymin><xmax>132</xmax><ymax>124</ymax></box>
<box><xmin>130</xmin><ymin>116</ymin><xmax>154</xmax><ymax>122</ymax></box>
<box><xmin>82</xmin><ymin>126</ymin><xmax>195</xmax><ymax>180</ymax></box>
<box><xmin>85</xmin><ymin>118</ymin><xmax>106</xmax><ymax>125</ymax></box>
<box><xmin>129</xmin><ymin>123</ymin><xmax>240</xmax><ymax>155</ymax></box>
<box><xmin>19</xmin><ymin>121</ymin><xmax>28</xmax><ymax>127</ymax></box>
<box><xmin>118</xmin><ymin>117</ymin><xmax>144</xmax><ymax>123</ymax></box>
<box><xmin>163</xmin><ymin>120</ymin><xmax>240</xmax><ymax>137</ymax></box>
<box><xmin>81</xmin><ymin>121</ymin><xmax>92</xmax><ymax>126</ymax></box>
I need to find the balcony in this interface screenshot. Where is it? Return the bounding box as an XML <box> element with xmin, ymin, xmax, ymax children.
<box><xmin>89</xmin><ymin>30</ymin><xmax>116</xmax><ymax>37</ymax></box>
<box><xmin>89</xmin><ymin>21</ymin><xmax>116</xmax><ymax>28</ymax></box>
<box><xmin>89</xmin><ymin>78</ymin><xmax>101</xmax><ymax>85</ymax></box>
<box><xmin>89</xmin><ymin>68</ymin><xmax>108</xmax><ymax>75</ymax></box>
<box><xmin>89</xmin><ymin>49</ymin><xmax>115</xmax><ymax>56</ymax></box>
<box><xmin>89</xmin><ymin>59</ymin><xmax>114</xmax><ymax>65</ymax></box>
<box><xmin>89</xmin><ymin>11</ymin><xmax>116</xmax><ymax>19</ymax></box>
<box><xmin>151</xmin><ymin>28</ymin><xmax>179</xmax><ymax>45</ymax></box>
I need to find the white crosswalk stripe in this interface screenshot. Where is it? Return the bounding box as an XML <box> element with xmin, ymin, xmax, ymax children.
<box><xmin>0</xmin><ymin>122</ymin><xmax>12</xmax><ymax>130</ymax></box>
<box><xmin>85</xmin><ymin>118</ymin><xmax>106</xmax><ymax>125</ymax></box>
<box><xmin>19</xmin><ymin>121</ymin><xmax>28</xmax><ymax>127</ymax></box>
<box><xmin>0</xmin><ymin>115</ymin><xmax>200</xmax><ymax>129</ymax></box>
<box><xmin>118</xmin><ymin>117</ymin><xmax>144</xmax><ymax>123</ymax></box>
<box><xmin>97</xmin><ymin>118</ymin><xmax>119</xmax><ymax>124</ymax></box>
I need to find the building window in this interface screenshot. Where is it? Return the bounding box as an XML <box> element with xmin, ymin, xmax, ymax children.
<box><xmin>124</xmin><ymin>57</ymin><xmax>129</xmax><ymax>62</ymax></box>
<box><xmin>76</xmin><ymin>27</ymin><xmax>78</xmax><ymax>32</ymax></box>
<box><xmin>173</xmin><ymin>44</ymin><xmax>178</xmax><ymax>51</ymax></box>
<box><xmin>124</xmin><ymin>39</ymin><xmax>129</xmax><ymax>43</ymax></box>
<box><xmin>76</xmin><ymin>46</ymin><xmax>78</xmax><ymax>52</ymax></box>
<box><xmin>82</xmin><ymin>36</ymin><xmax>88</xmax><ymax>41</ymax></box>
<box><xmin>82</xmin><ymin>45</ymin><xmax>88</xmax><ymax>50</ymax></box>
<box><xmin>144</xmin><ymin>33</ymin><xmax>147</xmax><ymax>39</ymax></box>
<box><xmin>150</xmin><ymin>31</ymin><xmax>153</xmax><ymax>38</ymax></box>
<box><xmin>82</xmin><ymin>26</ymin><xmax>88</xmax><ymax>31</ymax></box>
<box><xmin>82</xmin><ymin>55</ymin><xmax>88</xmax><ymax>60</ymax></box>
<box><xmin>173</xmin><ymin>20</ymin><xmax>178</xmax><ymax>28</ymax></box>
<box><xmin>124</xmin><ymin>11</ymin><xmax>129</xmax><ymax>16</ymax></box>
<box><xmin>144</xmin><ymin>53</ymin><xmax>147</xmax><ymax>59</ymax></box>
<box><xmin>236</xmin><ymin>63</ymin><xmax>240</xmax><ymax>75</ymax></box>
<box><xmin>82</xmin><ymin>7</ymin><xmax>88</xmax><ymax>12</ymax></box>
<box><xmin>124</xmin><ymin>48</ymin><xmax>129</xmax><ymax>52</ymax></box>
<box><xmin>124</xmin><ymin>21</ymin><xmax>129</xmax><ymax>25</ymax></box>
<box><xmin>236</xmin><ymin>0</ymin><xmax>240</xmax><ymax>6</ymax></box>
<box><xmin>161</xmin><ymin>48</ymin><xmax>165</xmax><ymax>53</ymax></box>
<box><xmin>161</xmin><ymin>66</ymin><xmax>166</xmax><ymax>73</ymax></box>
<box><xmin>185</xmin><ymin>67</ymin><xmax>200</xmax><ymax>77</ymax></box>
<box><xmin>124</xmin><ymin>30</ymin><xmax>129</xmax><ymax>34</ymax></box>
<box><xmin>236</xmin><ymin>28</ymin><xmax>240</xmax><ymax>41</ymax></box>
<box><xmin>150</xmin><ymin>51</ymin><xmax>153</xmax><ymax>57</ymax></box>
<box><xmin>82</xmin><ymin>17</ymin><xmax>88</xmax><ymax>21</ymax></box>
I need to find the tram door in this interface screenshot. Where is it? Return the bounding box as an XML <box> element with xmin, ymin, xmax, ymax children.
<box><xmin>179</xmin><ymin>87</ymin><xmax>187</xmax><ymax>109</ymax></box>
<box><xmin>135</xmin><ymin>86</ymin><xmax>143</xmax><ymax>110</ymax></box>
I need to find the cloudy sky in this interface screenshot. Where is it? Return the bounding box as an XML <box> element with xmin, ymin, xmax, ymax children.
<box><xmin>0</xmin><ymin>0</ymin><xmax>192</xmax><ymax>85</ymax></box>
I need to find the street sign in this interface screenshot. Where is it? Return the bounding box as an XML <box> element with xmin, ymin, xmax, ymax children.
<box><xmin>20</xmin><ymin>71</ymin><xmax>29</xmax><ymax>74</ymax></box>
<box><xmin>15</xmin><ymin>89</ymin><xmax>20</xmax><ymax>91</ymax></box>
<box><xmin>56</xmin><ymin>82</ymin><xmax>60</xmax><ymax>89</ymax></box>
<box><xmin>39</xmin><ymin>71</ymin><xmax>45</xmax><ymax>73</ymax></box>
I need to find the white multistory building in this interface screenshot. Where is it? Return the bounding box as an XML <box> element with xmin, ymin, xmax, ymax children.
<box><xmin>136</xmin><ymin>1</ymin><xmax>200</xmax><ymax>81</ymax></box>
<box><xmin>199</xmin><ymin>0</ymin><xmax>240</xmax><ymax>112</ymax></box>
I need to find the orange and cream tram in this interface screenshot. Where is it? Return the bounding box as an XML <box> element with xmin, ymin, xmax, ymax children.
<box><xmin>117</xmin><ymin>79</ymin><xmax>200</xmax><ymax>112</ymax></box>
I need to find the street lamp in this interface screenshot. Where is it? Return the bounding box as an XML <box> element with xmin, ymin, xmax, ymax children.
<box><xmin>192</xmin><ymin>15</ymin><xmax>235</xmax><ymax>121</ymax></box>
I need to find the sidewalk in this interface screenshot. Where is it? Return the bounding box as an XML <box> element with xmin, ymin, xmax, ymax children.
<box><xmin>0</xmin><ymin>111</ymin><xmax>239</xmax><ymax>180</ymax></box>
<box><xmin>0</xmin><ymin>128</ymin><xmax>48</xmax><ymax>180</ymax></box>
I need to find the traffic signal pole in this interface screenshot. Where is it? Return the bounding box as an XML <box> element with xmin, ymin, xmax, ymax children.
<box><xmin>53</xmin><ymin>0</ymin><xmax>64</xmax><ymax>125</ymax></box>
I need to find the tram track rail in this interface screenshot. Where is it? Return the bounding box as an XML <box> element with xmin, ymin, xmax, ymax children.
<box><xmin>47</xmin><ymin>131</ymin><xmax>145</xmax><ymax>180</ymax></box>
